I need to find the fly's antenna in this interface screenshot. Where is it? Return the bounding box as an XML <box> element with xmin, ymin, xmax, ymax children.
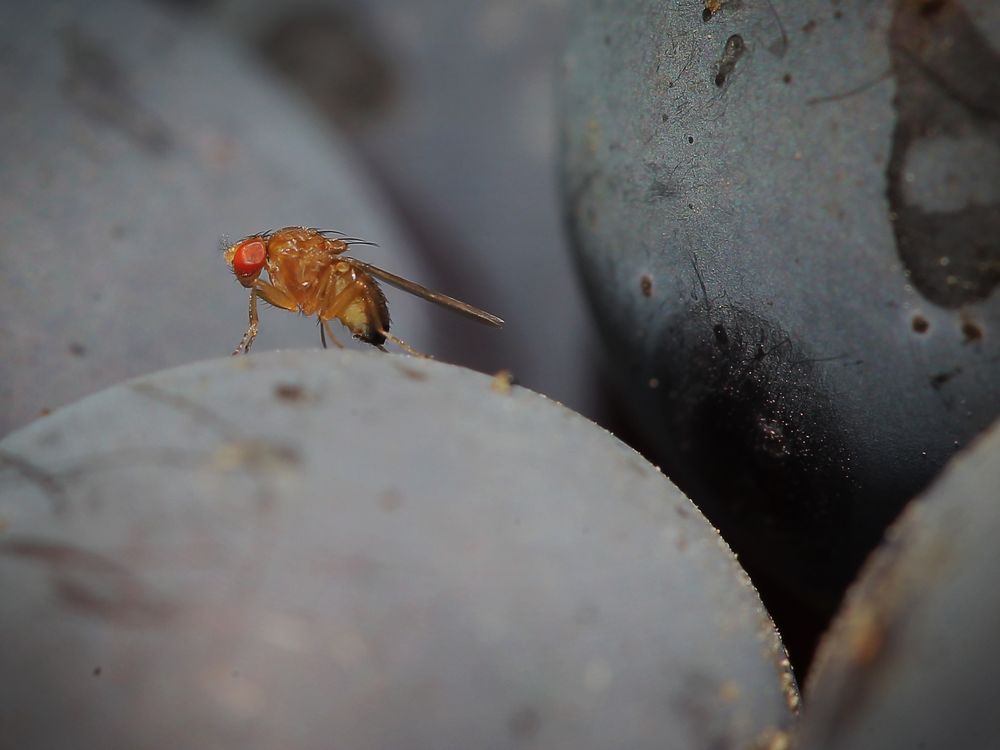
<box><xmin>341</xmin><ymin>238</ymin><xmax>379</xmax><ymax>247</ymax></box>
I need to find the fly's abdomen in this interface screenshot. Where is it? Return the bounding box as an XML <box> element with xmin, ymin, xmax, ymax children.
<box><xmin>332</xmin><ymin>275</ymin><xmax>390</xmax><ymax>345</ymax></box>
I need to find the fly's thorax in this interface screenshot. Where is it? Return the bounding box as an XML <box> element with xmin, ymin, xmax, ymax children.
<box><xmin>262</xmin><ymin>240</ymin><xmax>336</xmax><ymax>311</ymax></box>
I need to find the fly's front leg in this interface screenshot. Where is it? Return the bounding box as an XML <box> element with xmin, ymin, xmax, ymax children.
<box><xmin>233</xmin><ymin>287</ymin><xmax>260</xmax><ymax>355</ymax></box>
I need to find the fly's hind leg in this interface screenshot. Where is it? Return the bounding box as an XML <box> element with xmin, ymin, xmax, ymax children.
<box><xmin>319</xmin><ymin>318</ymin><xmax>345</xmax><ymax>349</ymax></box>
<box><xmin>379</xmin><ymin>329</ymin><xmax>431</xmax><ymax>359</ymax></box>
<box><xmin>317</xmin><ymin>279</ymin><xmax>367</xmax><ymax>351</ymax></box>
<box><xmin>233</xmin><ymin>288</ymin><xmax>260</xmax><ymax>355</ymax></box>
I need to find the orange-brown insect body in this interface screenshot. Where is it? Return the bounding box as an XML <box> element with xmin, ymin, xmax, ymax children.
<box><xmin>224</xmin><ymin>226</ymin><xmax>503</xmax><ymax>356</ymax></box>
<box><xmin>262</xmin><ymin>227</ymin><xmax>388</xmax><ymax>344</ymax></box>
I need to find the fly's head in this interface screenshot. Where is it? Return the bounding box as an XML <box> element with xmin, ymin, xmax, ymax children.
<box><xmin>225</xmin><ymin>236</ymin><xmax>268</xmax><ymax>288</ymax></box>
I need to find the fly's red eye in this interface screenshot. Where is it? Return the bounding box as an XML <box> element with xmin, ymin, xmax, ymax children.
<box><xmin>232</xmin><ymin>239</ymin><xmax>267</xmax><ymax>278</ymax></box>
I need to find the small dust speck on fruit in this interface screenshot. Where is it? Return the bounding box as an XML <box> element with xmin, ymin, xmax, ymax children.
<box><xmin>911</xmin><ymin>315</ymin><xmax>929</xmax><ymax>334</ymax></box>
<box><xmin>491</xmin><ymin>369</ymin><xmax>516</xmax><ymax>394</ymax></box>
<box><xmin>961</xmin><ymin>320</ymin><xmax>983</xmax><ymax>343</ymax></box>
<box><xmin>274</xmin><ymin>382</ymin><xmax>306</xmax><ymax>401</ymax></box>
<box><xmin>397</xmin><ymin>364</ymin><xmax>428</xmax><ymax>381</ymax></box>
<box><xmin>640</xmin><ymin>274</ymin><xmax>653</xmax><ymax>297</ymax></box>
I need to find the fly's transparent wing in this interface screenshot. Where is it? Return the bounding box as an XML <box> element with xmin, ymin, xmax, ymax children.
<box><xmin>344</xmin><ymin>258</ymin><xmax>504</xmax><ymax>328</ymax></box>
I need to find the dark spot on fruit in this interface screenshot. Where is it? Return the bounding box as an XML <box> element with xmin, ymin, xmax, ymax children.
<box><xmin>929</xmin><ymin>367</ymin><xmax>961</xmax><ymax>389</ymax></box>
<box><xmin>911</xmin><ymin>315</ymin><xmax>929</xmax><ymax>333</ymax></box>
<box><xmin>886</xmin><ymin>0</ymin><xmax>1000</xmax><ymax>309</ymax></box>
<box><xmin>833</xmin><ymin>9</ymin><xmax>843</xmax><ymax>19</ymax></box>
<box><xmin>703</xmin><ymin>8</ymin><xmax>713</xmax><ymax>22</ymax></box>
<box><xmin>397</xmin><ymin>364</ymin><xmax>428</xmax><ymax>381</ymax></box>
<box><xmin>688</xmin><ymin>135</ymin><xmax>694</xmax><ymax>144</ymax></box>
<box><xmin>713</xmin><ymin>323</ymin><xmax>729</xmax><ymax>345</ymax></box>
<box><xmin>603</xmin><ymin>34</ymin><xmax>611</xmax><ymax>45</ymax></box>
<box><xmin>715</xmin><ymin>34</ymin><xmax>745</xmax><ymax>87</ymax></box>
<box><xmin>68</xmin><ymin>341</ymin><xmax>86</xmax><ymax>357</ymax></box>
<box><xmin>783</xmin><ymin>73</ymin><xmax>792</xmax><ymax>84</ymax></box>
<box><xmin>661</xmin><ymin>112</ymin><xmax>669</xmax><ymax>122</ymax></box>
<box><xmin>640</xmin><ymin>274</ymin><xmax>654</xmax><ymax>297</ymax></box>
<box><xmin>802</xmin><ymin>19</ymin><xmax>817</xmax><ymax>33</ymax></box>
<box><xmin>622</xmin><ymin>455</ymin><xmax>649</xmax><ymax>478</ymax></box>
<box><xmin>92</xmin><ymin>666</ymin><xmax>102</xmax><ymax>676</ymax></box>
<box><xmin>961</xmin><ymin>320</ymin><xmax>983</xmax><ymax>342</ymax></box>
<box><xmin>274</xmin><ymin>382</ymin><xmax>305</xmax><ymax>401</ymax></box>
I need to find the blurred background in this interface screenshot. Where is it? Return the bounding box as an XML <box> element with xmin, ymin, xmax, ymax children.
<box><xmin>0</xmin><ymin>0</ymin><xmax>600</xmax><ymax>436</ymax></box>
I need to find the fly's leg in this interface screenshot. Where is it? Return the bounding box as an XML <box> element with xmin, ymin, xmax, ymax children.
<box><xmin>319</xmin><ymin>318</ymin><xmax>345</xmax><ymax>349</ymax></box>
<box><xmin>318</xmin><ymin>280</ymin><xmax>367</xmax><ymax>349</ymax></box>
<box><xmin>233</xmin><ymin>280</ymin><xmax>298</xmax><ymax>355</ymax></box>
<box><xmin>379</xmin><ymin>329</ymin><xmax>431</xmax><ymax>359</ymax></box>
<box><xmin>233</xmin><ymin>288</ymin><xmax>260</xmax><ymax>355</ymax></box>
<box><xmin>256</xmin><ymin>280</ymin><xmax>300</xmax><ymax>311</ymax></box>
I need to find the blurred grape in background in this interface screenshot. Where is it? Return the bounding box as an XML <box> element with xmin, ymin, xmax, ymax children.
<box><xmin>561</xmin><ymin>0</ymin><xmax>1000</xmax><ymax>673</ymax></box>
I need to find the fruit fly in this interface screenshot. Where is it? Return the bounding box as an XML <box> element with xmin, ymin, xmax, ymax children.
<box><xmin>223</xmin><ymin>226</ymin><xmax>503</xmax><ymax>356</ymax></box>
